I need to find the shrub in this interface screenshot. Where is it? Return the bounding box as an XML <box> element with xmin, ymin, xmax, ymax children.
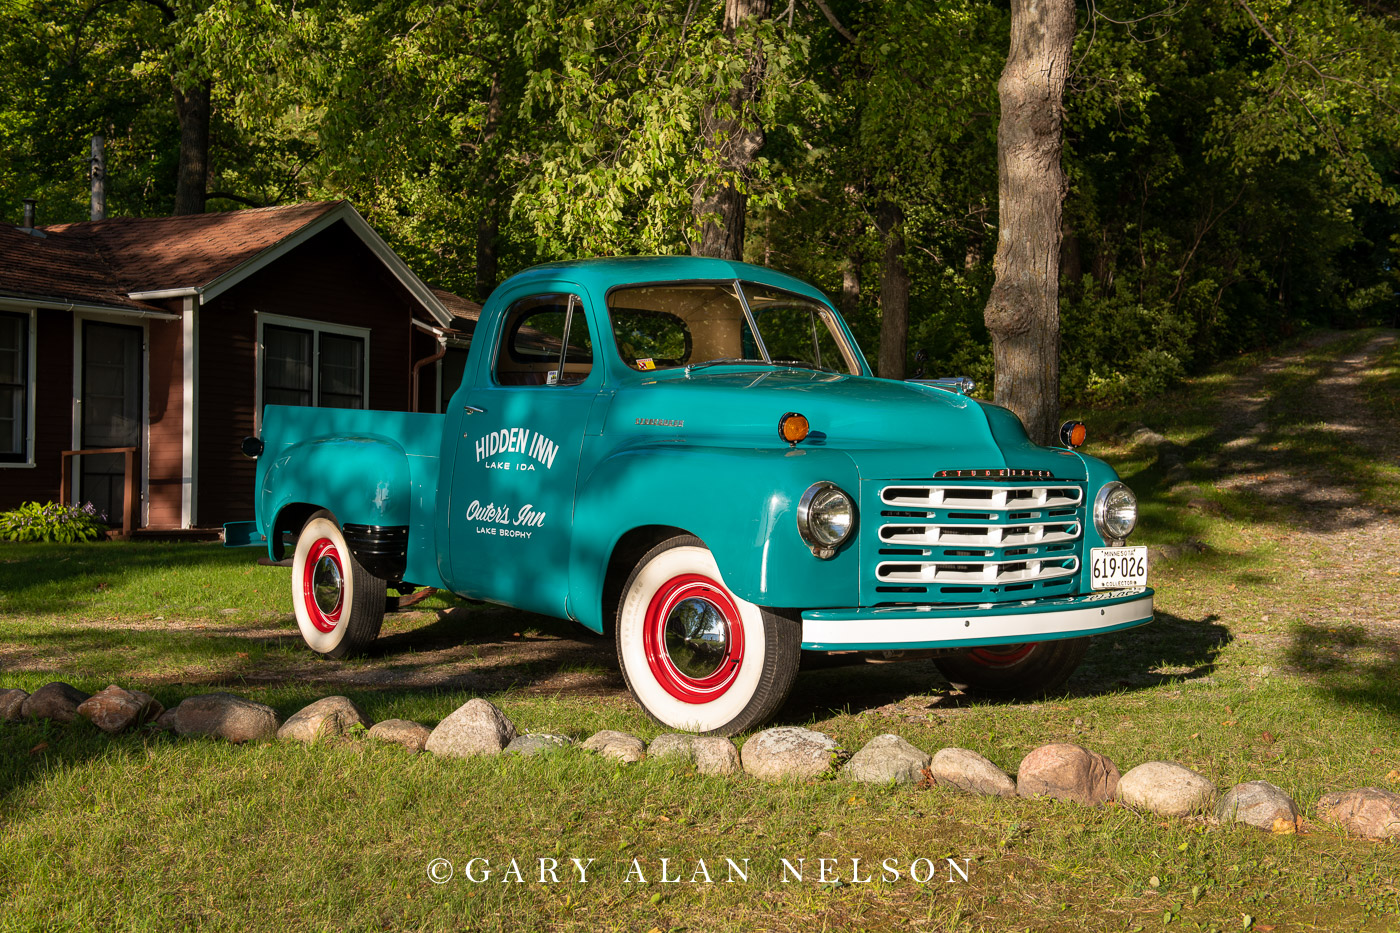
<box><xmin>0</xmin><ymin>501</ymin><xmax>108</xmax><ymax>543</ymax></box>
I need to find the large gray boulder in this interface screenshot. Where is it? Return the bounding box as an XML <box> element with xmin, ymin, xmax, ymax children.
<box><xmin>21</xmin><ymin>682</ymin><xmax>91</xmax><ymax>723</ymax></box>
<box><xmin>367</xmin><ymin>719</ymin><xmax>431</xmax><ymax>753</ymax></box>
<box><xmin>157</xmin><ymin>693</ymin><xmax>280</xmax><ymax>743</ymax></box>
<box><xmin>842</xmin><ymin>734</ymin><xmax>930</xmax><ymax>784</ymax></box>
<box><xmin>0</xmin><ymin>689</ymin><xmax>30</xmax><ymax>721</ymax></box>
<box><xmin>503</xmin><ymin>733</ymin><xmax>573</xmax><ymax>757</ymax></box>
<box><xmin>1017</xmin><ymin>743</ymin><xmax>1120</xmax><ymax>806</ymax></box>
<box><xmin>581</xmin><ymin>730</ymin><xmax>647</xmax><ymax>764</ymax></box>
<box><xmin>1115</xmin><ymin>762</ymin><xmax>1215</xmax><ymax>818</ymax></box>
<box><xmin>929</xmin><ymin>747</ymin><xmax>1017</xmax><ymax>798</ymax></box>
<box><xmin>741</xmin><ymin>727</ymin><xmax>844</xmax><ymax>782</ymax></box>
<box><xmin>649</xmin><ymin>734</ymin><xmax>742</xmax><ymax>775</ymax></box>
<box><xmin>424</xmin><ymin>698</ymin><xmax>516</xmax><ymax>758</ymax></box>
<box><xmin>277</xmin><ymin>696</ymin><xmax>372</xmax><ymax>743</ymax></box>
<box><xmin>1316</xmin><ymin>787</ymin><xmax>1400</xmax><ymax>840</ymax></box>
<box><xmin>1215</xmin><ymin>781</ymin><xmax>1300</xmax><ymax>833</ymax></box>
<box><xmin>76</xmin><ymin>685</ymin><xmax>163</xmax><ymax>733</ymax></box>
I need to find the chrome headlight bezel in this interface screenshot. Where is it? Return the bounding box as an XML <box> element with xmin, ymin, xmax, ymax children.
<box><xmin>797</xmin><ymin>481</ymin><xmax>856</xmax><ymax>559</ymax></box>
<box><xmin>1093</xmin><ymin>481</ymin><xmax>1138</xmax><ymax>543</ymax></box>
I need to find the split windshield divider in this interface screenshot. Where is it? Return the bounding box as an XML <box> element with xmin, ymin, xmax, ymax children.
<box><xmin>733</xmin><ymin>279</ymin><xmax>771</xmax><ymax>365</ymax></box>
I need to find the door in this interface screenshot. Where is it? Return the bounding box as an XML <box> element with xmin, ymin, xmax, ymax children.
<box><xmin>448</xmin><ymin>286</ymin><xmax>601</xmax><ymax>616</ymax></box>
<box><xmin>80</xmin><ymin>321</ymin><xmax>142</xmax><ymax>527</ymax></box>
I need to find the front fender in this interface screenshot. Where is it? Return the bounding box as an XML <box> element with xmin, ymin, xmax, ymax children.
<box><xmin>259</xmin><ymin>434</ymin><xmax>412</xmax><ymax>557</ymax></box>
<box><xmin>568</xmin><ymin>441</ymin><xmax>863</xmax><ymax>633</ymax></box>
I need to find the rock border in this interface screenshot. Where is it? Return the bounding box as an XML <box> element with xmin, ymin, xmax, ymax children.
<box><xmin>11</xmin><ymin>680</ymin><xmax>1382</xmax><ymax>841</ymax></box>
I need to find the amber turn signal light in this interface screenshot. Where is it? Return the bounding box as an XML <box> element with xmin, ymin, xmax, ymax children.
<box><xmin>779</xmin><ymin>412</ymin><xmax>810</xmax><ymax>446</ymax></box>
<box><xmin>1059</xmin><ymin>421</ymin><xmax>1087</xmax><ymax>449</ymax></box>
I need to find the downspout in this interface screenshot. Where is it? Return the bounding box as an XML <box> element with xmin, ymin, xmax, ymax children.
<box><xmin>411</xmin><ymin>319</ymin><xmax>449</xmax><ymax>412</ymax></box>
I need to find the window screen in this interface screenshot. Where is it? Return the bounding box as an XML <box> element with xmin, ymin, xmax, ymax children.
<box><xmin>0</xmin><ymin>312</ymin><xmax>29</xmax><ymax>462</ymax></box>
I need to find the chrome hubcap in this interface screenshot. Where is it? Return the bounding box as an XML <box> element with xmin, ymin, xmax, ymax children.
<box><xmin>663</xmin><ymin>597</ymin><xmax>730</xmax><ymax>679</ymax></box>
<box><xmin>312</xmin><ymin>555</ymin><xmax>343</xmax><ymax>614</ymax></box>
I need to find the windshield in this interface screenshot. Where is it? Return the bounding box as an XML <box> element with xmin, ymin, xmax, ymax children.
<box><xmin>607</xmin><ymin>280</ymin><xmax>860</xmax><ymax>375</ymax></box>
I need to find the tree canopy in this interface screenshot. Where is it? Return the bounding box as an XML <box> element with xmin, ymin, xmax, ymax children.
<box><xmin>3</xmin><ymin>0</ymin><xmax>1396</xmax><ymax>403</ymax></box>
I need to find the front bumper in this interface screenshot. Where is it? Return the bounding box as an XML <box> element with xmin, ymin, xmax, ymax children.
<box><xmin>800</xmin><ymin>587</ymin><xmax>1153</xmax><ymax>651</ymax></box>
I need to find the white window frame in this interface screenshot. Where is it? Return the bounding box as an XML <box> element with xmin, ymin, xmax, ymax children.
<box><xmin>0</xmin><ymin>305</ymin><xmax>37</xmax><ymax>469</ymax></box>
<box><xmin>255</xmin><ymin>312</ymin><xmax>372</xmax><ymax>433</ymax></box>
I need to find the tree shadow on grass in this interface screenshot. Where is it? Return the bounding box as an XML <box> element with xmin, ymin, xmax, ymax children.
<box><xmin>778</xmin><ymin>611</ymin><xmax>1232</xmax><ymax>722</ymax></box>
<box><xmin>1283</xmin><ymin>621</ymin><xmax>1400</xmax><ymax>720</ymax></box>
<box><xmin>1106</xmin><ymin>331</ymin><xmax>1399</xmax><ymax>547</ymax></box>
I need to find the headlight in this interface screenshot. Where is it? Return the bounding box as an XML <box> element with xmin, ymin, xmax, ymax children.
<box><xmin>797</xmin><ymin>482</ymin><xmax>855</xmax><ymax>558</ymax></box>
<box><xmin>1094</xmin><ymin>482</ymin><xmax>1138</xmax><ymax>541</ymax></box>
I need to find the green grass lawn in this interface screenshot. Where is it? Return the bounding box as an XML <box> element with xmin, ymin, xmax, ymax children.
<box><xmin>2</xmin><ymin>330</ymin><xmax>1399</xmax><ymax>932</ymax></box>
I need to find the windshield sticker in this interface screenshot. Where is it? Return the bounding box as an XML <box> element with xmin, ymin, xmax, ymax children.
<box><xmin>637</xmin><ymin>358</ymin><xmax>656</xmax><ymax>371</ymax></box>
<box><xmin>475</xmin><ymin>428</ymin><xmax>559</xmax><ymax>470</ymax></box>
<box><xmin>465</xmin><ymin>500</ymin><xmax>547</xmax><ymax>540</ymax></box>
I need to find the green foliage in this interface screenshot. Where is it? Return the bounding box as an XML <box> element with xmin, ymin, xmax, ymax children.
<box><xmin>3</xmin><ymin>0</ymin><xmax>1396</xmax><ymax>404</ymax></box>
<box><xmin>0</xmin><ymin>502</ymin><xmax>107</xmax><ymax>544</ymax></box>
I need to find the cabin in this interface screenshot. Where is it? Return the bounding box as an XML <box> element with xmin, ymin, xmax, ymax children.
<box><xmin>0</xmin><ymin>200</ymin><xmax>477</xmax><ymax>535</ymax></box>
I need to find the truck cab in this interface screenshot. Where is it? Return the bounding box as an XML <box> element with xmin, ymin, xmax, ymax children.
<box><xmin>228</xmin><ymin>256</ymin><xmax>1152</xmax><ymax>735</ymax></box>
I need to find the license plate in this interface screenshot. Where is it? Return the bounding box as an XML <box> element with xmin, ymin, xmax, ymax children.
<box><xmin>1090</xmin><ymin>546</ymin><xmax>1148</xmax><ymax>590</ymax></box>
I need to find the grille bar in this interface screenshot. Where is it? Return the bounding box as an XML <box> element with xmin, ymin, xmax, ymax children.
<box><xmin>878</xmin><ymin>521</ymin><xmax>1080</xmax><ymax>547</ymax></box>
<box><xmin>876</xmin><ymin>556</ymin><xmax>1079</xmax><ymax>584</ymax></box>
<box><xmin>880</xmin><ymin>485</ymin><xmax>1083</xmax><ymax>510</ymax></box>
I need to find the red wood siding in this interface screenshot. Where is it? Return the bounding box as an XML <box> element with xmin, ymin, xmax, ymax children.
<box><xmin>0</xmin><ymin>309</ymin><xmax>72</xmax><ymax>510</ymax></box>
<box><xmin>195</xmin><ymin>222</ymin><xmax>422</xmax><ymax>525</ymax></box>
<box><xmin>145</xmin><ymin>316</ymin><xmax>184</xmax><ymax>527</ymax></box>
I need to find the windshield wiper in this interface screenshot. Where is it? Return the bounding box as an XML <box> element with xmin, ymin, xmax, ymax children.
<box><xmin>684</xmin><ymin>357</ymin><xmax>772</xmax><ymax>375</ymax></box>
<box><xmin>769</xmin><ymin>358</ymin><xmax>838</xmax><ymax>374</ymax></box>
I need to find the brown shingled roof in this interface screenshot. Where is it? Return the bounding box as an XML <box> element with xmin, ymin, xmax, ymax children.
<box><xmin>1</xmin><ymin>200</ymin><xmax>465</xmax><ymax>325</ymax></box>
<box><xmin>430</xmin><ymin>286</ymin><xmax>483</xmax><ymax>323</ymax></box>
<box><xmin>1</xmin><ymin>201</ymin><xmax>340</xmax><ymax>310</ymax></box>
<box><xmin>0</xmin><ymin>223</ymin><xmax>158</xmax><ymax>311</ymax></box>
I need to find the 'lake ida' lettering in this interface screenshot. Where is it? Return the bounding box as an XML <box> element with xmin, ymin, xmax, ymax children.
<box><xmin>475</xmin><ymin>427</ymin><xmax>559</xmax><ymax>469</ymax></box>
<box><xmin>465</xmin><ymin>500</ymin><xmax>547</xmax><ymax>529</ymax></box>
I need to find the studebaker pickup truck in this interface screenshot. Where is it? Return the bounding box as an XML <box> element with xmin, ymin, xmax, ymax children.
<box><xmin>226</xmin><ymin>256</ymin><xmax>1152</xmax><ymax>735</ymax></box>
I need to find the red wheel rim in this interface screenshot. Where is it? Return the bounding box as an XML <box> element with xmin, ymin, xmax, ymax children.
<box><xmin>302</xmin><ymin>538</ymin><xmax>344</xmax><ymax>633</ymax></box>
<box><xmin>966</xmin><ymin>643</ymin><xmax>1035</xmax><ymax>667</ymax></box>
<box><xmin>642</xmin><ymin>573</ymin><xmax>745</xmax><ymax>703</ymax></box>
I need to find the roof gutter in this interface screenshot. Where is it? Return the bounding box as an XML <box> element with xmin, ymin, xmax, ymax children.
<box><xmin>0</xmin><ymin>295</ymin><xmax>180</xmax><ymax>320</ymax></box>
<box><xmin>127</xmin><ymin>287</ymin><xmax>202</xmax><ymax>302</ymax></box>
<box><xmin>411</xmin><ymin>318</ymin><xmax>470</xmax><ymax>339</ymax></box>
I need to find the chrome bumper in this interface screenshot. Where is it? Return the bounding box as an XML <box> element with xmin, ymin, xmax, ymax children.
<box><xmin>799</xmin><ymin>587</ymin><xmax>1153</xmax><ymax>651</ymax></box>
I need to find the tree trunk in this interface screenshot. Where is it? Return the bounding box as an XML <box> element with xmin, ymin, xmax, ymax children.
<box><xmin>839</xmin><ymin>257</ymin><xmax>860</xmax><ymax>317</ymax></box>
<box><xmin>475</xmin><ymin>73</ymin><xmax>505</xmax><ymax>302</ymax></box>
<box><xmin>876</xmin><ymin>202</ymin><xmax>910</xmax><ymax>380</ymax></box>
<box><xmin>173</xmin><ymin>80</ymin><xmax>211</xmax><ymax>215</ymax></box>
<box><xmin>982</xmin><ymin>0</ymin><xmax>1074</xmax><ymax>445</ymax></box>
<box><xmin>690</xmin><ymin>0</ymin><xmax>769</xmax><ymax>260</ymax></box>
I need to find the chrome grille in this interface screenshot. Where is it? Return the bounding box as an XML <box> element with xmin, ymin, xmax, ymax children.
<box><xmin>869</xmin><ymin>482</ymin><xmax>1085</xmax><ymax>602</ymax></box>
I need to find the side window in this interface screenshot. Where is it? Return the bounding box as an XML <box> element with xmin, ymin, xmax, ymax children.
<box><xmin>493</xmin><ymin>294</ymin><xmax>593</xmax><ymax>387</ymax></box>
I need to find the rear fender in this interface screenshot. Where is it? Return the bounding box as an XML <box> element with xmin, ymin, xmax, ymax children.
<box><xmin>260</xmin><ymin>434</ymin><xmax>412</xmax><ymax>561</ymax></box>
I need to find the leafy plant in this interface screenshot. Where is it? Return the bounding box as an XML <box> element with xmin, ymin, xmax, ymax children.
<box><xmin>0</xmin><ymin>501</ymin><xmax>108</xmax><ymax>544</ymax></box>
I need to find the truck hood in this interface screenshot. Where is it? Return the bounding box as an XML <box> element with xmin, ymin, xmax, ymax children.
<box><xmin>606</xmin><ymin>369</ymin><xmax>1086</xmax><ymax>480</ymax></box>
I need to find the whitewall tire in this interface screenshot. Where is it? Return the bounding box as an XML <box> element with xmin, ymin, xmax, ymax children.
<box><xmin>291</xmin><ymin>512</ymin><xmax>386</xmax><ymax>659</ymax></box>
<box><xmin>615</xmin><ymin>535</ymin><xmax>800</xmax><ymax>736</ymax></box>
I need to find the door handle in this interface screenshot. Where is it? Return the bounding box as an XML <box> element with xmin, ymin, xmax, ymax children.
<box><xmin>463</xmin><ymin>405</ymin><xmax>486</xmax><ymax>415</ymax></box>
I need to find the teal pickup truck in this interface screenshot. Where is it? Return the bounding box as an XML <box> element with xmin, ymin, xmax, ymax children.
<box><xmin>227</xmin><ymin>256</ymin><xmax>1152</xmax><ymax>735</ymax></box>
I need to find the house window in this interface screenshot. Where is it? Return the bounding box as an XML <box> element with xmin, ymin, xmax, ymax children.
<box><xmin>0</xmin><ymin>311</ymin><xmax>31</xmax><ymax>464</ymax></box>
<box><xmin>259</xmin><ymin>316</ymin><xmax>370</xmax><ymax>414</ymax></box>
